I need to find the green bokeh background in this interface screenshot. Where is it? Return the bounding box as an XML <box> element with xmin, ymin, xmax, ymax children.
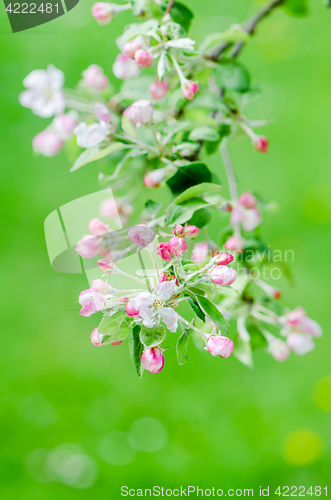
<box><xmin>1</xmin><ymin>0</ymin><xmax>331</xmax><ymax>498</ymax></box>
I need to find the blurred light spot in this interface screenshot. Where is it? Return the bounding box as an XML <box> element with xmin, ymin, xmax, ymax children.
<box><xmin>85</xmin><ymin>394</ymin><xmax>122</xmax><ymax>433</ymax></box>
<box><xmin>129</xmin><ymin>417</ymin><xmax>168</xmax><ymax>453</ymax></box>
<box><xmin>314</xmin><ymin>375</ymin><xmax>331</xmax><ymax>412</ymax></box>
<box><xmin>173</xmin><ymin>424</ymin><xmax>210</xmax><ymax>458</ymax></box>
<box><xmin>283</xmin><ymin>429</ymin><xmax>323</xmax><ymax>465</ymax></box>
<box><xmin>18</xmin><ymin>392</ymin><xmax>58</xmax><ymax>428</ymax></box>
<box><xmin>303</xmin><ymin>184</ymin><xmax>331</xmax><ymax>223</ymax></box>
<box><xmin>98</xmin><ymin>431</ymin><xmax>135</xmax><ymax>466</ymax></box>
<box><xmin>26</xmin><ymin>444</ymin><xmax>98</xmax><ymax>489</ymax></box>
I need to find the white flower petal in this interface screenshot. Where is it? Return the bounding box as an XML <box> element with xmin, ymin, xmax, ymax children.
<box><xmin>155</xmin><ymin>280</ymin><xmax>176</xmax><ymax>301</ymax></box>
<box><xmin>159</xmin><ymin>307</ymin><xmax>178</xmax><ymax>333</ymax></box>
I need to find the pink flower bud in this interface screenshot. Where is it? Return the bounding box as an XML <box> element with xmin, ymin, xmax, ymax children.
<box><xmin>124</xmin><ymin>99</ymin><xmax>153</xmax><ymax>126</ymax></box>
<box><xmin>184</xmin><ymin>225</ymin><xmax>199</xmax><ymax>238</ymax></box>
<box><xmin>83</xmin><ymin>64</ymin><xmax>109</xmax><ymax>90</ymax></box>
<box><xmin>268</xmin><ymin>339</ymin><xmax>290</xmax><ymax>362</ymax></box>
<box><xmin>173</xmin><ymin>225</ymin><xmax>185</xmax><ymax>237</ymax></box>
<box><xmin>224</xmin><ymin>236</ymin><xmax>244</xmax><ymax>253</ymax></box>
<box><xmin>215</xmin><ymin>252</ymin><xmax>234</xmax><ymax>265</ymax></box>
<box><xmin>182</xmin><ymin>81</ymin><xmax>198</xmax><ymax>101</ymax></box>
<box><xmin>76</xmin><ymin>235</ymin><xmax>102</xmax><ymax>259</ymax></box>
<box><xmin>53</xmin><ymin>114</ymin><xmax>77</xmax><ymax>140</ymax></box>
<box><xmin>91</xmin><ymin>2</ymin><xmax>114</xmax><ymax>25</ymax></box>
<box><xmin>126</xmin><ymin>301</ymin><xmax>139</xmax><ymax>317</ymax></box>
<box><xmin>97</xmin><ymin>259</ymin><xmax>114</xmax><ymax>273</ymax></box>
<box><xmin>90</xmin><ymin>328</ymin><xmax>103</xmax><ymax>346</ymax></box>
<box><xmin>192</xmin><ymin>242</ymin><xmax>208</xmax><ymax>264</ymax></box>
<box><xmin>168</xmin><ymin>237</ymin><xmax>187</xmax><ymax>256</ymax></box>
<box><xmin>95</xmin><ymin>103</ymin><xmax>110</xmax><ymax>124</ymax></box>
<box><xmin>287</xmin><ymin>333</ymin><xmax>315</xmax><ymax>355</ymax></box>
<box><xmin>128</xmin><ymin>224</ymin><xmax>155</xmax><ymax>247</ymax></box>
<box><xmin>156</xmin><ymin>242</ymin><xmax>172</xmax><ymax>261</ymax></box>
<box><xmin>158</xmin><ymin>272</ymin><xmax>178</xmax><ymax>286</ymax></box>
<box><xmin>79</xmin><ymin>288</ymin><xmax>105</xmax><ymax>316</ymax></box>
<box><xmin>111</xmin><ymin>341</ymin><xmax>123</xmax><ymax>346</ymax></box>
<box><xmin>287</xmin><ymin>307</ymin><xmax>306</xmax><ymax>326</ymax></box>
<box><xmin>238</xmin><ymin>191</ymin><xmax>257</xmax><ymax>209</ymax></box>
<box><xmin>88</xmin><ymin>218</ymin><xmax>108</xmax><ymax>236</ymax></box>
<box><xmin>113</xmin><ymin>54</ymin><xmax>140</xmax><ymax>80</ymax></box>
<box><xmin>209</xmin><ymin>265</ymin><xmax>237</xmax><ymax>286</ymax></box>
<box><xmin>255</xmin><ymin>136</ymin><xmax>269</xmax><ymax>153</ymax></box>
<box><xmin>141</xmin><ymin>347</ymin><xmax>165</xmax><ymax>374</ymax></box>
<box><xmin>124</xmin><ymin>40</ymin><xmax>142</xmax><ymax>59</ymax></box>
<box><xmin>207</xmin><ymin>336</ymin><xmax>234</xmax><ymax>358</ymax></box>
<box><xmin>99</xmin><ymin>198</ymin><xmax>120</xmax><ymax>218</ymax></box>
<box><xmin>135</xmin><ymin>49</ymin><xmax>153</xmax><ymax>67</ymax></box>
<box><xmin>144</xmin><ymin>170</ymin><xmax>163</xmax><ymax>188</ymax></box>
<box><xmin>91</xmin><ymin>279</ymin><xmax>110</xmax><ymax>293</ymax></box>
<box><xmin>150</xmin><ymin>79</ymin><xmax>169</xmax><ymax>100</ymax></box>
<box><xmin>33</xmin><ymin>131</ymin><xmax>63</xmax><ymax>157</ymax></box>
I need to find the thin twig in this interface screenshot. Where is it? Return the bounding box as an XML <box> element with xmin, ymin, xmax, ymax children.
<box><xmin>165</xmin><ymin>0</ymin><xmax>175</xmax><ymax>15</ymax></box>
<box><xmin>205</xmin><ymin>0</ymin><xmax>286</xmax><ymax>61</ymax></box>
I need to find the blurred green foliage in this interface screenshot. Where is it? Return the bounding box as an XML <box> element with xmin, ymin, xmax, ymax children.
<box><xmin>0</xmin><ymin>0</ymin><xmax>331</xmax><ymax>498</ymax></box>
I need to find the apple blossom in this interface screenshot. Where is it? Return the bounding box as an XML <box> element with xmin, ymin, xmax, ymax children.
<box><xmin>113</xmin><ymin>54</ymin><xmax>140</xmax><ymax>80</ymax></box>
<box><xmin>255</xmin><ymin>136</ymin><xmax>269</xmax><ymax>153</ymax></box>
<box><xmin>150</xmin><ymin>79</ymin><xmax>169</xmax><ymax>100</ymax></box>
<box><xmin>268</xmin><ymin>339</ymin><xmax>290</xmax><ymax>362</ymax></box>
<box><xmin>207</xmin><ymin>336</ymin><xmax>234</xmax><ymax>358</ymax></box>
<box><xmin>128</xmin><ymin>224</ymin><xmax>155</xmax><ymax>247</ymax></box>
<box><xmin>238</xmin><ymin>191</ymin><xmax>257</xmax><ymax>209</ymax></box>
<box><xmin>126</xmin><ymin>301</ymin><xmax>139</xmax><ymax>317</ymax></box>
<box><xmin>159</xmin><ymin>272</ymin><xmax>178</xmax><ymax>286</ymax></box>
<box><xmin>89</xmin><ymin>218</ymin><xmax>108</xmax><ymax>236</ymax></box>
<box><xmin>32</xmin><ymin>131</ymin><xmax>63</xmax><ymax>157</ymax></box>
<box><xmin>181</xmin><ymin>81</ymin><xmax>198</xmax><ymax>101</ymax></box>
<box><xmin>141</xmin><ymin>347</ymin><xmax>165</xmax><ymax>374</ymax></box>
<box><xmin>208</xmin><ymin>265</ymin><xmax>237</xmax><ymax>286</ymax></box>
<box><xmin>53</xmin><ymin>114</ymin><xmax>77</xmax><ymax>140</ymax></box>
<box><xmin>123</xmin><ymin>99</ymin><xmax>153</xmax><ymax>126</ymax></box>
<box><xmin>91</xmin><ymin>279</ymin><xmax>111</xmax><ymax>294</ymax></box>
<box><xmin>135</xmin><ymin>50</ymin><xmax>153</xmax><ymax>67</ymax></box>
<box><xmin>156</xmin><ymin>242</ymin><xmax>172</xmax><ymax>261</ymax></box>
<box><xmin>90</xmin><ymin>328</ymin><xmax>103</xmax><ymax>346</ymax></box>
<box><xmin>168</xmin><ymin>237</ymin><xmax>187</xmax><ymax>256</ymax></box>
<box><xmin>215</xmin><ymin>252</ymin><xmax>234</xmax><ymax>265</ymax></box>
<box><xmin>76</xmin><ymin>235</ymin><xmax>102</xmax><ymax>259</ymax></box>
<box><xmin>224</xmin><ymin>236</ymin><xmax>244</xmax><ymax>253</ymax></box>
<box><xmin>83</xmin><ymin>64</ymin><xmax>109</xmax><ymax>90</ymax></box>
<box><xmin>79</xmin><ymin>288</ymin><xmax>105</xmax><ymax>316</ymax></box>
<box><xmin>98</xmin><ymin>259</ymin><xmax>114</xmax><ymax>273</ymax></box>
<box><xmin>230</xmin><ymin>205</ymin><xmax>261</xmax><ymax>231</ymax></box>
<box><xmin>95</xmin><ymin>103</ymin><xmax>110</xmax><ymax>124</ymax></box>
<box><xmin>124</xmin><ymin>40</ymin><xmax>143</xmax><ymax>59</ymax></box>
<box><xmin>287</xmin><ymin>333</ymin><xmax>315</xmax><ymax>355</ymax></box>
<box><xmin>91</xmin><ymin>2</ymin><xmax>114</xmax><ymax>25</ymax></box>
<box><xmin>285</xmin><ymin>307</ymin><xmax>322</xmax><ymax>337</ymax></box>
<box><xmin>74</xmin><ymin>122</ymin><xmax>108</xmax><ymax>148</ymax></box>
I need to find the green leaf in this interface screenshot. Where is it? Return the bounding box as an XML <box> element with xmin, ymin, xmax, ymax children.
<box><xmin>98</xmin><ymin>308</ymin><xmax>132</xmax><ymax>341</ymax></box>
<box><xmin>120</xmin><ymin>19</ymin><xmax>160</xmax><ymax>43</ymax></box>
<box><xmin>188</xmin><ymin>207</ymin><xmax>212</xmax><ymax>229</ymax></box>
<box><xmin>121</xmin><ymin>115</ymin><xmax>138</xmax><ymax>138</ymax></box>
<box><xmin>128</xmin><ymin>325</ymin><xmax>144</xmax><ymax>378</ymax></box>
<box><xmin>139</xmin><ymin>324</ymin><xmax>167</xmax><ymax>347</ymax></box>
<box><xmin>176</xmin><ymin>330</ymin><xmax>190</xmax><ymax>365</ymax></box>
<box><xmin>171</xmin><ymin>2</ymin><xmax>194</xmax><ymax>32</ymax></box>
<box><xmin>185</xmin><ymin>295</ymin><xmax>205</xmax><ymax>322</ymax></box>
<box><xmin>284</xmin><ymin>0</ymin><xmax>308</xmax><ymax>16</ymax></box>
<box><xmin>136</xmin><ymin>123</ymin><xmax>156</xmax><ymax>147</ymax></box>
<box><xmin>195</xmin><ymin>294</ymin><xmax>230</xmax><ymax>335</ymax></box>
<box><xmin>173</xmin><ymin>182</ymin><xmax>222</xmax><ymax>204</ymax></box>
<box><xmin>166</xmin><ymin>162</ymin><xmax>212</xmax><ymax>195</ymax></box>
<box><xmin>143</xmin><ymin>199</ymin><xmax>163</xmax><ymax>220</ymax></box>
<box><xmin>70</xmin><ymin>143</ymin><xmax>127</xmax><ymax>172</ymax></box>
<box><xmin>189</xmin><ymin>126</ymin><xmax>220</xmax><ymax>142</ymax></box>
<box><xmin>214</xmin><ymin>62</ymin><xmax>250</xmax><ymax>93</ymax></box>
<box><xmin>324</xmin><ymin>0</ymin><xmax>331</xmax><ymax>7</ymax></box>
<box><xmin>166</xmin><ymin>198</ymin><xmax>209</xmax><ymax>225</ymax></box>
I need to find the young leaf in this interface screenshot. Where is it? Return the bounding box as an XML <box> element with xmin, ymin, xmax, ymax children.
<box><xmin>214</xmin><ymin>62</ymin><xmax>250</xmax><ymax>93</ymax></box>
<box><xmin>166</xmin><ymin>162</ymin><xmax>212</xmax><ymax>195</ymax></box>
<box><xmin>170</xmin><ymin>2</ymin><xmax>194</xmax><ymax>32</ymax></box>
<box><xmin>70</xmin><ymin>143</ymin><xmax>127</xmax><ymax>172</ymax></box>
<box><xmin>98</xmin><ymin>309</ymin><xmax>132</xmax><ymax>341</ymax></box>
<box><xmin>195</xmin><ymin>294</ymin><xmax>230</xmax><ymax>335</ymax></box>
<box><xmin>188</xmin><ymin>207</ymin><xmax>212</xmax><ymax>229</ymax></box>
<box><xmin>284</xmin><ymin>0</ymin><xmax>308</xmax><ymax>16</ymax></box>
<box><xmin>143</xmin><ymin>199</ymin><xmax>163</xmax><ymax>220</ymax></box>
<box><xmin>128</xmin><ymin>325</ymin><xmax>144</xmax><ymax>378</ymax></box>
<box><xmin>172</xmin><ymin>182</ymin><xmax>222</xmax><ymax>204</ymax></box>
<box><xmin>139</xmin><ymin>324</ymin><xmax>167</xmax><ymax>347</ymax></box>
<box><xmin>189</xmin><ymin>126</ymin><xmax>220</xmax><ymax>142</ymax></box>
<box><xmin>185</xmin><ymin>295</ymin><xmax>205</xmax><ymax>322</ymax></box>
<box><xmin>122</xmin><ymin>115</ymin><xmax>138</xmax><ymax>138</ymax></box>
<box><xmin>166</xmin><ymin>198</ymin><xmax>209</xmax><ymax>225</ymax></box>
<box><xmin>176</xmin><ymin>330</ymin><xmax>190</xmax><ymax>365</ymax></box>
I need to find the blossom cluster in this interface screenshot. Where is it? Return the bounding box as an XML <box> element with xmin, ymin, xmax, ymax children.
<box><xmin>19</xmin><ymin>0</ymin><xmax>322</xmax><ymax>375</ymax></box>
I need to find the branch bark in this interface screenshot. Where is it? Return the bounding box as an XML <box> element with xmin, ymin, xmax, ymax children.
<box><xmin>205</xmin><ymin>0</ymin><xmax>286</xmax><ymax>61</ymax></box>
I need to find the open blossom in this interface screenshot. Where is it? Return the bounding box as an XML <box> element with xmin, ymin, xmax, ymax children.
<box><xmin>89</xmin><ymin>218</ymin><xmax>108</xmax><ymax>236</ymax></box>
<box><xmin>238</xmin><ymin>191</ymin><xmax>257</xmax><ymax>209</ymax></box>
<box><xmin>159</xmin><ymin>272</ymin><xmax>178</xmax><ymax>286</ymax></box>
<box><xmin>215</xmin><ymin>252</ymin><xmax>234</xmax><ymax>265</ymax></box>
<box><xmin>95</xmin><ymin>103</ymin><xmax>110</xmax><ymax>124</ymax></box>
<box><xmin>192</xmin><ymin>242</ymin><xmax>208</xmax><ymax>264</ymax></box>
<box><xmin>135</xmin><ymin>50</ymin><xmax>153</xmax><ymax>67</ymax></box>
<box><xmin>255</xmin><ymin>136</ymin><xmax>269</xmax><ymax>153</ymax></box>
<box><xmin>33</xmin><ymin>131</ymin><xmax>63</xmax><ymax>157</ymax></box>
<box><xmin>53</xmin><ymin>113</ymin><xmax>77</xmax><ymax>140</ymax></box>
<box><xmin>182</xmin><ymin>81</ymin><xmax>198</xmax><ymax>101</ymax></box>
<box><xmin>231</xmin><ymin>205</ymin><xmax>261</xmax><ymax>231</ymax></box>
<box><xmin>126</xmin><ymin>280</ymin><xmax>178</xmax><ymax>332</ymax></box>
<box><xmin>79</xmin><ymin>288</ymin><xmax>106</xmax><ymax>316</ymax></box>
<box><xmin>128</xmin><ymin>224</ymin><xmax>155</xmax><ymax>247</ymax></box>
<box><xmin>268</xmin><ymin>339</ymin><xmax>290</xmax><ymax>361</ymax></box>
<box><xmin>19</xmin><ymin>65</ymin><xmax>65</xmax><ymax>118</ymax></box>
<box><xmin>92</xmin><ymin>279</ymin><xmax>112</xmax><ymax>294</ymax></box>
<box><xmin>150</xmin><ymin>79</ymin><xmax>169</xmax><ymax>100</ymax></box>
<box><xmin>124</xmin><ymin>99</ymin><xmax>153</xmax><ymax>126</ymax></box>
<box><xmin>224</xmin><ymin>235</ymin><xmax>244</xmax><ymax>253</ymax></box>
<box><xmin>76</xmin><ymin>235</ymin><xmax>102</xmax><ymax>259</ymax></box>
<box><xmin>207</xmin><ymin>335</ymin><xmax>234</xmax><ymax>358</ymax></box>
<box><xmin>287</xmin><ymin>333</ymin><xmax>315</xmax><ymax>355</ymax></box>
<box><xmin>284</xmin><ymin>307</ymin><xmax>322</xmax><ymax>337</ymax></box>
<box><xmin>74</xmin><ymin>122</ymin><xmax>108</xmax><ymax>148</ymax></box>
<box><xmin>141</xmin><ymin>347</ymin><xmax>165</xmax><ymax>374</ymax></box>
<box><xmin>208</xmin><ymin>266</ymin><xmax>237</xmax><ymax>286</ymax></box>
<box><xmin>124</xmin><ymin>40</ymin><xmax>143</xmax><ymax>59</ymax></box>
<box><xmin>83</xmin><ymin>64</ymin><xmax>109</xmax><ymax>90</ymax></box>
<box><xmin>113</xmin><ymin>54</ymin><xmax>140</xmax><ymax>80</ymax></box>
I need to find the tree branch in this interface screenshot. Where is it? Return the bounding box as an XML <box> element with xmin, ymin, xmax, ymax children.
<box><xmin>165</xmin><ymin>0</ymin><xmax>175</xmax><ymax>15</ymax></box>
<box><xmin>205</xmin><ymin>0</ymin><xmax>286</xmax><ymax>62</ymax></box>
